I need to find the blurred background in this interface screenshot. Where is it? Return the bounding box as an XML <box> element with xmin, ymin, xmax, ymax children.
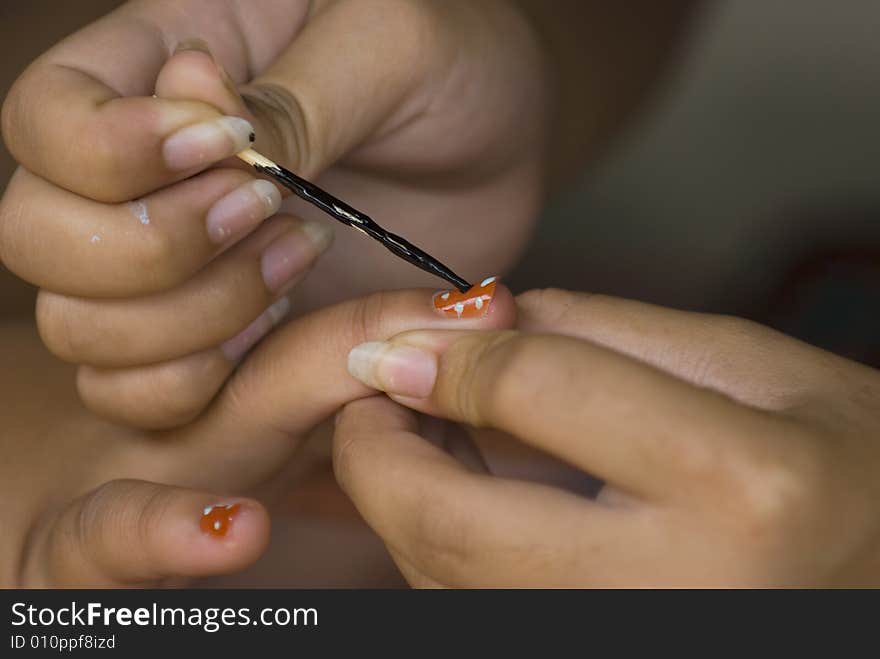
<box><xmin>1</xmin><ymin>0</ymin><xmax>878</xmax><ymax>365</ymax></box>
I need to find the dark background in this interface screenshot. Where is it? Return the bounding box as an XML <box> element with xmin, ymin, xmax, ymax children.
<box><xmin>1</xmin><ymin>0</ymin><xmax>878</xmax><ymax>364</ymax></box>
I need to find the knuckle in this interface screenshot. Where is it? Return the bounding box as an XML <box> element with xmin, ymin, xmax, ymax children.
<box><xmin>331</xmin><ymin>414</ymin><xmax>364</xmax><ymax>491</ymax></box>
<box><xmin>35</xmin><ymin>292</ymin><xmax>93</xmax><ymax>363</ymax></box>
<box><xmin>68</xmin><ymin>481</ymin><xmax>127</xmax><ymax>563</ymax></box>
<box><xmin>350</xmin><ymin>290</ymin><xmax>392</xmax><ymax>345</ymax></box>
<box><xmin>141</xmin><ymin>364</ymin><xmax>220</xmax><ymax>427</ymax></box>
<box><xmin>446</xmin><ymin>332</ymin><xmax>535</xmax><ymax>426</ymax></box>
<box><xmin>730</xmin><ymin>433</ymin><xmax>828</xmax><ymax>539</ymax></box>
<box><xmin>0</xmin><ymin>177</ymin><xmax>26</xmax><ymax>271</ymax></box>
<box><xmin>77</xmin><ymin>360</ymin><xmax>221</xmax><ymax>430</ymax></box>
<box><xmin>1</xmin><ymin>77</ymin><xmax>28</xmax><ymax>158</ymax></box>
<box><xmin>78</xmin><ymin>480</ymin><xmax>169</xmax><ymax>566</ymax></box>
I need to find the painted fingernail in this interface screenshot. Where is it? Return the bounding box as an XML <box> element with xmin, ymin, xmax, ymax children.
<box><xmin>162</xmin><ymin>116</ymin><xmax>254</xmax><ymax>171</ymax></box>
<box><xmin>433</xmin><ymin>276</ymin><xmax>498</xmax><ymax>319</ymax></box>
<box><xmin>221</xmin><ymin>296</ymin><xmax>291</xmax><ymax>362</ymax></box>
<box><xmin>347</xmin><ymin>341</ymin><xmax>438</xmax><ymax>398</ymax></box>
<box><xmin>200</xmin><ymin>503</ymin><xmax>242</xmax><ymax>538</ymax></box>
<box><xmin>206</xmin><ymin>179</ymin><xmax>281</xmax><ymax>243</ymax></box>
<box><xmin>260</xmin><ymin>220</ymin><xmax>334</xmax><ymax>293</ymax></box>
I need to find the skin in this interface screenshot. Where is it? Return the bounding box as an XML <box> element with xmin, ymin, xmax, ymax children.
<box><xmin>0</xmin><ymin>0</ymin><xmax>553</xmax><ymax>428</ymax></box>
<box><xmin>337</xmin><ymin>289</ymin><xmax>880</xmax><ymax>587</ymax></box>
<box><xmin>0</xmin><ymin>0</ymin><xmax>722</xmax><ymax>586</ymax></box>
<box><xmin>0</xmin><ymin>288</ymin><xmax>516</xmax><ymax>586</ymax></box>
<box><xmin>0</xmin><ymin>0</ymin><xmax>545</xmax><ymax>586</ymax></box>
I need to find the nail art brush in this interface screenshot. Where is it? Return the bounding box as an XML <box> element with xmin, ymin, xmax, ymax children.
<box><xmin>236</xmin><ymin>148</ymin><xmax>472</xmax><ymax>293</ymax></box>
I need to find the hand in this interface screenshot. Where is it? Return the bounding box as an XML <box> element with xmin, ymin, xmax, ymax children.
<box><xmin>336</xmin><ymin>288</ymin><xmax>880</xmax><ymax>587</ymax></box>
<box><xmin>0</xmin><ymin>286</ymin><xmax>515</xmax><ymax>586</ymax></box>
<box><xmin>0</xmin><ymin>0</ymin><xmax>546</xmax><ymax>429</ymax></box>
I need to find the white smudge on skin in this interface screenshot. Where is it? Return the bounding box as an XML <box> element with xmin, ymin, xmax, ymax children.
<box><xmin>130</xmin><ymin>199</ymin><xmax>151</xmax><ymax>226</ymax></box>
<box><xmin>90</xmin><ymin>234</ymin><xmax>102</xmax><ymax>244</ymax></box>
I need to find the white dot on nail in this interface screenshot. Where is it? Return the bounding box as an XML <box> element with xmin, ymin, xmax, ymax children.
<box><xmin>475</xmin><ymin>297</ymin><xmax>483</xmax><ymax>310</ymax></box>
<box><xmin>454</xmin><ymin>302</ymin><xmax>465</xmax><ymax>317</ymax></box>
<box><xmin>441</xmin><ymin>292</ymin><xmax>450</xmax><ymax>300</ymax></box>
<box><xmin>213</xmin><ymin>520</ymin><xmax>221</xmax><ymax>531</ymax></box>
<box><xmin>203</xmin><ymin>506</ymin><xmax>213</xmax><ymax>516</ymax></box>
<box><xmin>480</xmin><ymin>276</ymin><xmax>496</xmax><ymax>287</ymax></box>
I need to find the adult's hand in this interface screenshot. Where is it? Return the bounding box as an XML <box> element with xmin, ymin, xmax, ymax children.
<box><xmin>337</xmin><ymin>289</ymin><xmax>880</xmax><ymax>586</ymax></box>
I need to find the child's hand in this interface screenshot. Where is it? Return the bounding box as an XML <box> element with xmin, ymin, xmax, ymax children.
<box><xmin>337</xmin><ymin>289</ymin><xmax>880</xmax><ymax>587</ymax></box>
<box><xmin>0</xmin><ymin>286</ymin><xmax>515</xmax><ymax>586</ymax></box>
<box><xmin>0</xmin><ymin>0</ymin><xmax>546</xmax><ymax>430</ymax></box>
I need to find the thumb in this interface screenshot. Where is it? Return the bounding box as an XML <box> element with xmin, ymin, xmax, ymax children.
<box><xmin>21</xmin><ymin>480</ymin><xmax>269</xmax><ymax>587</ymax></box>
<box><xmin>238</xmin><ymin>1</ymin><xmax>447</xmax><ymax>178</ymax></box>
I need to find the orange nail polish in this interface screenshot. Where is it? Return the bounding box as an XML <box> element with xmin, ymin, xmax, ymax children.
<box><xmin>200</xmin><ymin>503</ymin><xmax>242</xmax><ymax>537</ymax></box>
<box><xmin>433</xmin><ymin>276</ymin><xmax>498</xmax><ymax>319</ymax></box>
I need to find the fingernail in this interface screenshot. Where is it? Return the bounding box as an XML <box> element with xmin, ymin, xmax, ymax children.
<box><xmin>174</xmin><ymin>37</ymin><xmax>213</xmax><ymax>57</ymax></box>
<box><xmin>163</xmin><ymin>116</ymin><xmax>254</xmax><ymax>171</ymax></box>
<box><xmin>200</xmin><ymin>502</ymin><xmax>242</xmax><ymax>538</ymax></box>
<box><xmin>347</xmin><ymin>341</ymin><xmax>437</xmax><ymax>398</ymax></box>
<box><xmin>433</xmin><ymin>276</ymin><xmax>498</xmax><ymax>319</ymax></box>
<box><xmin>221</xmin><ymin>296</ymin><xmax>290</xmax><ymax>362</ymax></box>
<box><xmin>206</xmin><ymin>179</ymin><xmax>281</xmax><ymax>243</ymax></box>
<box><xmin>260</xmin><ymin>220</ymin><xmax>333</xmax><ymax>293</ymax></box>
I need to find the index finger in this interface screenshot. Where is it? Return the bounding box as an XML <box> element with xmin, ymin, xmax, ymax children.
<box><xmin>333</xmin><ymin>396</ymin><xmax>636</xmax><ymax>588</ymax></box>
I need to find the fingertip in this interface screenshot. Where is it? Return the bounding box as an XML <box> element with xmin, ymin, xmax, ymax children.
<box><xmin>155</xmin><ymin>43</ymin><xmax>250</xmax><ymax>119</ymax></box>
<box><xmin>484</xmin><ymin>281</ymin><xmax>517</xmax><ymax>328</ymax></box>
<box><xmin>163</xmin><ymin>497</ymin><xmax>271</xmax><ymax>578</ymax></box>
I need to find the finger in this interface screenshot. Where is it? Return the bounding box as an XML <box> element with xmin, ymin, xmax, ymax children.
<box><xmin>36</xmin><ymin>214</ymin><xmax>331</xmax><ymax>367</ymax></box>
<box><xmin>75</xmin><ymin>296</ymin><xmax>292</xmax><ymax>430</ymax></box>
<box><xmin>1</xmin><ymin>1</ymin><xmax>310</xmax><ymax>201</ymax></box>
<box><xmin>0</xmin><ymin>166</ymin><xmax>282</xmax><ymax>298</ymax></box>
<box><xmin>333</xmin><ymin>396</ymin><xmax>637</xmax><ymax>588</ymax></box>
<box><xmin>343</xmin><ymin>329</ymin><xmax>794</xmax><ymax>498</ymax></box>
<box><xmin>166</xmin><ymin>284</ymin><xmax>517</xmax><ymax>489</ymax></box>
<box><xmin>154</xmin><ymin>40</ymin><xmax>253</xmax><ymax>120</ymax></box>
<box><xmin>22</xmin><ymin>479</ymin><xmax>269</xmax><ymax>587</ymax></box>
<box><xmin>516</xmin><ymin>288</ymin><xmax>840</xmax><ymax>409</ymax></box>
<box><xmin>387</xmin><ymin>547</ymin><xmax>448</xmax><ymax>589</ymax></box>
<box><xmin>238</xmin><ymin>0</ymin><xmax>454</xmax><ymax>176</ymax></box>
